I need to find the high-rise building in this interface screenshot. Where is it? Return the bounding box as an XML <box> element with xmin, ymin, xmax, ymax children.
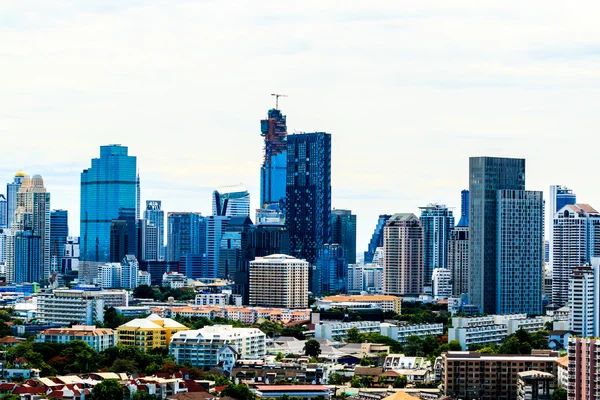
<box><xmin>206</xmin><ymin>215</ymin><xmax>229</xmax><ymax>279</ymax></box>
<box><xmin>62</xmin><ymin>237</ymin><xmax>80</xmax><ymax>273</ymax></box>
<box><xmin>138</xmin><ymin>220</ymin><xmax>159</xmax><ymax>262</ymax></box>
<box><xmin>419</xmin><ymin>203</ymin><xmax>454</xmax><ymax>284</ymax></box>
<box><xmin>144</xmin><ymin>201</ymin><xmax>164</xmax><ymax>261</ymax></box>
<box><xmin>260</xmin><ymin>107</ymin><xmax>287</xmax><ymax>207</ymax></box>
<box><xmin>330</xmin><ymin>209</ymin><xmax>357</xmax><ymax>265</ymax></box>
<box><xmin>285</xmin><ymin>132</ymin><xmax>332</xmax><ymax>269</ymax></box>
<box><xmin>136</xmin><ymin>171</ymin><xmax>141</xmax><ymax>220</ymax></box>
<box><xmin>8</xmin><ymin>230</ymin><xmax>42</xmax><ymax>283</ymax></box>
<box><xmin>469</xmin><ymin>157</ymin><xmax>526</xmax><ymax>314</ymax></box>
<box><xmin>448</xmin><ymin>226</ymin><xmax>469</xmax><ymax>296</ymax></box>
<box><xmin>315</xmin><ymin>243</ymin><xmax>347</xmax><ymax>296</ymax></box>
<box><xmin>568</xmin><ymin>261</ymin><xmax>600</xmax><ymax>337</ymax></box>
<box><xmin>218</xmin><ymin>216</ymin><xmax>253</xmax><ymax>281</ymax></box>
<box><xmin>364</xmin><ymin>215</ymin><xmax>391</xmax><ymax>264</ymax></box>
<box><xmin>548</xmin><ymin>185</ymin><xmax>576</xmax><ymax>268</ymax></box>
<box><xmin>6</xmin><ymin>171</ymin><xmax>25</xmax><ymax>228</ymax></box>
<box><xmin>567</xmin><ymin>337</ymin><xmax>600</xmax><ymax>399</ymax></box>
<box><xmin>348</xmin><ymin>264</ymin><xmax>384</xmax><ymax>294</ymax></box>
<box><xmin>10</xmin><ymin>174</ymin><xmax>51</xmax><ymax>281</ymax></box>
<box><xmin>552</xmin><ymin>203</ymin><xmax>600</xmax><ymax>307</ymax></box>
<box><xmin>496</xmin><ymin>190</ymin><xmax>544</xmax><ymax>315</ymax></box>
<box><xmin>432</xmin><ymin>268</ymin><xmax>452</xmax><ymax>299</ymax></box>
<box><xmin>0</xmin><ymin>228</ymin><xmax>9</xmax><ymax>264</ymax></box>
<box><xmin>249</xmin><ymin>254</ymin><xmax>308</xmax><ymax>309</ymax></box>
<box><xmin>383</xmin><ymin>213</ymin><xmax>424</xmax><ymax>296</ymax></box>
<box><xmin>0</xmin><ymin>194</ymin><xmax>6</xmax><ymax>228</ymax></box>
<box><xmin>50</xmin><ymin>210</ymin><xmax>68</xmax><ymax>272</ymax></box>
<box><xmin>181</xmin><ymin>253</ymin><xmax>209</xmax><ymax>280</ymax></box>
<box><xmin>457</xmin><ymin>190</ymin><xmax>469</xmax><ymax>228</ymax></box>
<box><xmin>212</xmin><ymin>185</ymin><xmax>250</xmax><ymax>217</ymax></box>
<box><xmin>80</xmin><ymin>145</ymin><xmax>137</xmax><ymax>262</ymax></box>
<box><xmin>166</xmin><ymin>212</ymin><xmax>205</xmax><ymax>263</ymax></box>
<box><xmin>109</xmin><ymin>220</ymin><xmax>128</xmax><ymax>263</ymax></box>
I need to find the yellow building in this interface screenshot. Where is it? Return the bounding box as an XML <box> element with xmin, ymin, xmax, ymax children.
<box><xmin>116</xmin><ymin>314</ymin><xmax>188</xmax><ymax>351</ymax></box>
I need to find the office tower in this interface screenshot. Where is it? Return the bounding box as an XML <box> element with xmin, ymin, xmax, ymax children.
<box><xmin>260</xmin><ymin>107</ymin><xmax>288</xmax><ymax>207</ymax></box>
<box><xmin>11</xmin><ymin>174</ymin><xmax>51</xmax><ymax>281</ymax></box>
<box><xmin>548</xmin><ymin>185</ymin><xmax>576</xmax><ymax>267</ymax></box>
<box><xmin>62</xmin><ymin>237</ymin><xmax>80</xmax><ymax>273</ymax></box>
<box><xmin>544</xmin><ymin>240</ymin><xmax>549</xmax><ymax>264</ymax></box>
<box><xmin>252</xmin><ymin>223</ymin><xmax>289</xmax><ymax>257</ymax></box>
<box><xmin>136</xmin><ymin>171</ymin><xmax>141</xmax><ymax>220</ymax></box>
<box><xmin>212</xmin><ymin>184</ymin><xmax>250</xmax><ymax>217</ymax></box>
<box><xmin>180</xmin><ymin>253</ymin><xmax>208</xmax><ymax>279</ymax></box>
<box><xmin>109</xmin><ymin>220</ymin><xmax>128</xmax><ymax>263</ymax></box>
<box><xmin>448</xmin><ymin>226</ymin><xmax>469</xmax><ymax>296</ymax></box>
<box><xmin>364</xmin><ymin>215</ymin><xmax>391</xmax><ymax>264</ymax></box>
<box><xmin>144</xmin><ymin>201</ymin><xmax>164</xmax><ymax>260</ymax></box>
<box><xmin>117</xmin><ymin>207</ymin><xmax>137</xmax><ymax>259</ymax></box>
<box><xmin>330</xmin><ymin>209</ymin><xmax>357</xmax><ymax>265</ymax></box>
<box><xmin>206</xmin><ymin>215</ymin><xmax>229</xmax><ymax>278</ymax></box>
<box><xmin>6</xmin><ymin>171</ymin><xmax>25</xmax><ymax>228</ymax></box>
<box><xmin>80</xmin><ymin>145</ymin><xmax>137</xmax><ymax>262</ymax></box>
<box><xmin>0</xmin><ymin>194</ymin><xmax>6</xmax><ymax>228</ymax></box>
<box><xmin>457</xmin><ymin>190</ymin><xmax>469</xmax><ymax>228</ymax></box>
<box><xmin>316</xmin><ymin>243</ymin><xmax>347</xmax><ymax>296</ymax></box>
<box><xmin>383</xmin><ymin>213</ymin><xmax>424</xmax><ymax>296</ymax></box>
<box><xmin>419</xmin><ymin>203</ymin><xmax>454</xmax><ymax>284</ymax></box>
<box><xmin>568</xmin><ymin>265</ymin><xmax>599</xmax><ymax>337</ymax></box>
<box><xmin>496</xmin><ymin>190</ymin><xmax>544</xmax><ymax>315</ymax></box>
<box><xmin>567</xmin><ymin>337</ymin><xmax>600</xmax><ymax>399</ymax></box>
<box><xmin>249</xmin><ymin>254</ymin><xmax>308</xmax><ymax>308</ymax></box>
<box><xmin>7</xmin><ymin>230</ymin><xmax>41</xmax><ymax>283</ymax></box>
<box><xmin>0</xmin><ymin>228</ymin><xmax>9</xmax><ymax>264</ymax></box>
<box><xmin>285</xmin><ymin>132</ymin><xmax>332</xmax><ymax>269</ymax></box>
<box><xmin>469</xmin><ymin>157</ymin><xmax>526</xmax><ymax>314</ymax></box>
<box><xmin>552</xmin><ymin>204</ymin><xmax>600</xmax><ymax>307</ymax></box>
<box><xmin>50</xmin><ymin>210</ymin><xmax>68</xmax><ymax>272</ymax></box>
<box><xmin>138</xmin><ymin>220</ymin><xmax>159</xmax><ymax>261</ymax></box>
<box><xmin>432</xmin><ymin>268</ymin><xmax>452</xmax><ymax>298</ymax></box>
<box><xmin>166</xmin><ymin>212</ymin><xmax>205</xmax><ymax>262</ymax></box>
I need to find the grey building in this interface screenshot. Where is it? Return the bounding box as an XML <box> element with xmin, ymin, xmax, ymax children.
<box><xmin>144</xmin><ymin>200</ymin><xmax>165</xmax><ymax>261</ymax></box>
<box><xmin>330</xmin><ymin>209</ymin><xmax>357</xmax><ymax>265</ymax></box>
<box><xmin>6</xmin><ymin>171</ymin><xmax>25</xmax><ymax>228</ymax></box>
<box><xmin>419</xmin><ymin>203</ymin><xmax>454</xmax><ymax>284</ymax></box>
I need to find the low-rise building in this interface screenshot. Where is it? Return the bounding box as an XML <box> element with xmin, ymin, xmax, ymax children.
<box><xmin>317</xmin><ymin>295</ymin><xmax>401</xmax><ymax>313</ymax></box>
<box><xmin>492</xmin><ymin>314</ymin><xmax>545</xmax><ymax>335</ymax></box>
<box><xmin>555</xmin><ymin>355</ymin><xmax>568</xmax><ymax>389</ymax></box>
<box><xmin>195</xmin><ymin>293</ymin><xmax>230</xmax><ymax>306</ymax></box>
<box><xmin>35</xmin><ymin>325</ymin><xmax>116</xmax><ymax>352</ymax></box>
<box><xmin>516</xmin><ymin>370</ymin><xmax>554</xmax><ymax>400</ymax></box>
<box><xmin>447</xmin><ymin>316</ymin><xmax>508</xmax><ymax>350</ymax></box>
<box><xmin>380</xmin><ymin>323</ymin><xmax>444</xmax><ymax>343</ymax></box>
<box><xmin>314</xmin><ymin>321</ymin><xmax>381</xmax><ymax>341</ymax></box>
<box><xmin>36</xmin><ymin>289</ymin><xmax>106</xmax><ymax>326</ymax></box>
<box><xmin>162</xmin><ymin>272</ymin><xmax>189</xmax><ymax>289</ymax></box>
<box><xmin>169</xmin><ymin>325</ymin><xmax>266</xmax><ymax>373</ymax></box>
<box><xmin>114</xmin><ymin>306</ymin><xmax>152</xmax><ymax>318</ymax></box>
<box><xmin>117</xmin><ymin>314</ymin><xmax>189</xmax><ymax>352</ymax></box>
<box><xmin>253</xmin><ymin>385</ymin><xmax>330</xmax><ymax>399</ymax></box>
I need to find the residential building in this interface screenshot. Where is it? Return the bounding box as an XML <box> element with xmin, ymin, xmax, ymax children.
<box><xmin>117</xmin><ymin>314</ymin><xmax>189</xmax><ymax>352</ymax></box>
<box><xmin>249</xmin><ymin>254</ymin><xmax>308</xmax><ymax>309</ymax></box>
<box><xmin>419</xmin><ymin>203</ymin><xmax>454</xmax><ymax>284</ymax></box>
<box><xmin>448</xmin><ymin>226</ymin><xmax>469</xmax><ymax>296</ymax></box>
<box><xmin>330</xmin><ymin>209</ymin><xmax>357</xmax><ymax>265</ymax></box>
<box><xmin>162</xmin><ymin>272</ymin><xmax>189</xmax><ymax>289</ymax></box>
<box><xmin>567</xmin><ymin>337</ymin><xmax>600</xmax><ymax>400</ymax></box>
<box><xmin>35</xmin><ymin>325</ymin><xmax>116</xmax><ymax>352</ymax></box>
<box><xmin>195</xmin><ymin>293</ymin><xmax>230</xmax><ymax>306</ymax></box>
<box><xmin>144</xmin><ymin>200</ymin><xmax>165</xmax><ymax>261</ymax></box>
<box><xmin>80</xmin><ymin>145</ymin><xmax>137</xmax><ymax>262</ymax></box>
<box><xmin>254</xmin><ymin>385</ymin><xmax>330</xmax><ymax>400</ymax></box>
<box><xmin>50</xmin><ymin>209</ymin><xmax>68</xmax><ymax>272</ymax></box>
<box><xmin>7</xmin><ymin>229</ymin><xmax>41</xmax><ymax>283</ymax></box>
<box><xmin>99</xmin><ymin>263</ymin><xmax>122</xmax><ymax>289</ymax></box>
<box><xmin>348</xmin><ymin>264</ymin><xmax>384</xmax><ymax>294</ymax></box>
<box><xmin>380</xmin><ymin>322</ymin><xmax>444</xmax><ymax>343</ymax></box>
<box><xmin>442</xmin><ymin>350</ymin><xmax>559</xmax><ymax>399</ymax></box>
<box><xmin>260</xmin><ymin>107</ymin><xmax>288</xmax><ymax>207</ymax></box>
<box><xmin>285</xmin><ymin>132</ymin><xmax>332</xmax><ymax>270</ymax></box>
<box><xmin>212</xmin><ymin>184</ymin><xmax>251</xmax><ymax>217</ymax></box>
<box><xmin>6</xmin><ymin>171</ymin><xmax>25</xmax><ymax>229</ymax></box>
<box><xmin>170</xmin><ymin>325</ymin><xmax>266</xmax><ymax>372</ymax></box>
<box><xmin>568</xmin><ymin>263</ymin><xmax>600</xmax><ymax>337</ymax></box>
<box><xmin>166</xmin><ymin>212</ymin><xmax>205</xmax><ymax>262</ymax></box>
<box><xmin>552</xmin><ymin>203</ymin><xmax>600</xmax><ymax>307</ymax></box>
<box><xmin>36</xmin><ymin>289</ymin><xmax>106</xmax><ymax>325</ymax></box>
<box><xmin>0</xmin><ymin>227</ymin><xmax>9</xmax><ymax>264</ymax></box>
<box><xmin>516</xmin><ymin>371</ymin><xmax>554</xmax><ymax>400</ymax></box>
<box><xmin>556</xmin><ymin>355</ymin><xmax>568</xmax><ymax>389</ymax></box>
<box><xmin>432</xmin><ymin>268</ymin><xmax>452</xmax><ymax>299</ymax></box>
<box><xmin>548</xmin><ymin>185</ymin><xmax>576</xmax><ymax>268</ymax></box>
<box><xmin>138</xmin><ymin>270</ymin><xmax>151</xmax><ymax>286</ymax></box>
<box><xmin>138</xmin><ymin>219</ymin><xmax>159</xmax><ymax>261</ymax></box>
<box><xmin>447</xmin><ymin>316</ymin><xmax>508</xmax><ymax>350</ymax></box>
<box><xmin>383</xmin><ymin>213</ymin><xmax>424</xmax><ymax>296</ymax></box>
<box><xmin>0</xmin><ymin>194</ymin><xmax>6</xmax><ymax>228</ymax></box>
<box><xmin>205</xmin><ymin>215</ymin><xmax>228</xmax><ymax>278</ymax></box>
<box><xmin>316</xmin><ymin>243</ymin><xmax>347</xmax><ymax>295</ymax></box>
<box><xmin>493</xmin><ymin>314</ymin><xmax>545</xmax><ymax>334</ymax></box>
<box><xmin>315</xmin><ymin>320</ymin><xmax>381</xmax><ymax>341</ymax></box>
<box><xmin>317</xmin><ymin>295</ymin><xmax>400</xmax><ymax>313</ymax></box>
<box><xmin>364</xmin><ymin>215</ymin><xmax>391</xmax><ymax>264</ymax></box>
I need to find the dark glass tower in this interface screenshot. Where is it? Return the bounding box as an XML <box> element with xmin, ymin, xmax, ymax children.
<box><xmin>364</xmin><ymin>215</ymin><xmax>391</xmax><ymax>263</ymax></box>
<box><xmin>316</xmin><ymin>243</ymin><xmax>347</xmax><ymax>295</ymax></box>
<box><xmin>457</xmin><ymin>190</ymin><xmax>469</xmax><ymax>228</ymax></box>
<box><xmin>260</xmin><ymin>108</ymin><xmax>287</xmax><ymax>207</ymax></box>
<box><xmin>50</xmin><ymin>210</ymin><xmax>68</xmax><ymax>269</ymax></box>
<box><xmin>330</xmin><ymin>209</ymin><xmax>357</xmax><ymax>265</ymax></box>
<box><xmin>285</xmin><ymin>132</ymin><xmax>332</xmax><ymax>269</ymax></box>
<box><xmin>80</xmin><ymin>145</ymin><xmax>137</xmax><ymax>262</ymax></box>
<box><xmin>166</xmin><ymin>212</ymin><xmax>205</xmax><ymax>263</ymax></box>
<box><xmin>468</xmin><ymin>157</ymin><xmax>526</xmax><ymax>314</ymax></box>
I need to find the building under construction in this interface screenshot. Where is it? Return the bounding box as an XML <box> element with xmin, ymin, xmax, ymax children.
<box><xmin>260</xmin><ymin>107</ymin><xmax>287</xmax><ymax>207</ymax></box>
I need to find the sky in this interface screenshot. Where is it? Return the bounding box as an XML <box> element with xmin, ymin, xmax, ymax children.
<box><xmin>2</xmin><ymin>1</ymin><xmax>600</xmax><ymax>257</ymax></box>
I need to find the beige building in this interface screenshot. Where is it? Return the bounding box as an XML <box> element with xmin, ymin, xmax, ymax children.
<box><xmin>35</xmin><ymin>325</ymin><xmax>116</xmax><ymax>352</ymax></box>
<box><xmin>383</xmin><ymin>213</ymin><xmax>424</xmax><ymax>296</ymax></box>
<box><xmin>249</xmin><ymin>254</ymin><xmax>308</xmax><ymax>309</ymax></box>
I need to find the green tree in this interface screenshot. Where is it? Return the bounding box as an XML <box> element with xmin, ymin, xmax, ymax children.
<box><xmin>392</xmin><ymin>375</ymin><xmax>408</xmax><ymax>388</ymax></box>
<box><xmin>91</xmin><ymin>379</ymin><xmax>123</xmax><ymax>400</ymax></box>
<box><xmin>303</xmin><ymin>339</ymin><xmax>321</xmax><ymax>358</ymax></box>
<box><xmin>328</xmin><ymin>373</ymin><xmax>344</xmax><ymax>385</ymax></box>
<box><xmin>404</xmin><ymin>335</ymin><xmax>423</xmax><ymax>356</ymax></box>
<box><xmin>359</xmin><ymin>356</ymin><xmax>374</xmax><ymax>366</ymax></box>
<box><xmin>221</xmin><ymin>384</ymin><xmax>256</xmax><ymax>400</ymax></box>
<box><xmin>346</xmin><ymin>327</ymin><xmax>363</xmax><ymax>343</ymax></box>
<box><xmin>499</xmin><ymin>336</ymin><xmax>522</xmax><ymax>355</ymax></box>
<box><xmin>133</xmin><ymin>392</ymin><xmax>161</xmax><ymax>400</ymax></box>
<box><xmin>0</xmin><ymin>394</ymin><xmax>21</xmax><ymax>400</ymax></box>
<box><xmin>275</xmin><ymin>352</ymin><xmax>284</xmax><ymax>362</ymax></box>
<box><xmin>110</xmin><ymin>358</ymin><xmax>138</xmax><ymax>373</ymax></box>
<box><xmin>133</xmin><ymin>285</ymin><xmax>156</xmax><ymax>299</ymax></box>
<box><xmin>448</xmin><ymin>340</ymin><xmax>462</xmax><ymax>351</ymax></box>
<box><xmin>552</xmin><ymin>387</ymin><xmax>567</xmax><ymax>400</ymax></box>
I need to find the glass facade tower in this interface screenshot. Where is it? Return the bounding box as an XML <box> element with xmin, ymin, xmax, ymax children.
<box><xmin>364</xmin><ymin>215</ymin><xmax>391</xmax><ymax>263</ymax></box>
<box><xmin>50</xmin><ymin>210</ymin><xmax>68</xmax><ymax>270</ymax></box>
<box><xmin>419</xmin><ymin>203</ymin><xmax>454</xmax><ymax>284</ymax></box>
<box><xmin>80</xmin><ymin>145</ymin><xmax>137</xmax><ymax>262</ymax></box>
<box><xmin>330</xmin><ymin>209</ymin><xmax>357</xmax><ymax>265</ymax></box>
<box><xmin>260</xmin><ymin>108</ymin><xmax>287</xmax><ymax>207</ymax></box>
<box><xmin>144</xmin><ymin>200</ymin><xmax>165</xmax><ymax>261</ymax></box>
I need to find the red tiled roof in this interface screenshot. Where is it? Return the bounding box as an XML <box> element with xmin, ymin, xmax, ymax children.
<box><xmin>0</xmin><ymin>336</ymin><xmax>23</xmax><ymax>343</ymax></box>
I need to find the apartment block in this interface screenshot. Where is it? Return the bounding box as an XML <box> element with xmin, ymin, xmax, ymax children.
<box><xmin>317</xmin><ymin>295</ymin><xmax>400</xmax><ymax>313</ymax></box>
<box><xmin>36</xmin><ymin>289</ymin><xmax>106</xmax><ymax>326</ymax></box>
<box><xmin>249</xmin><ymin>254</ymin><xmax>308</xmax><ymax>309</ymax></box>
<box><xmin>567</xmin><ymin>337</ymin><xmax>600</xmax><ymax>400</ymax></box>
<box><xmin>380</xmin><ymin>322</ymin><xmax>444</xmax><ymax>343</ymax></box>
<box><xmin>35</xmin><ymin>325</ymin><xmax>116</xmax><ymax>352</ymax></box>
<box><xmin>117</xmin><ymin>314</ymin><xmax>189</xmax><ymax>352</ymax></box>
<box><xmin>447</xmin><ymin>316</ymin><xmax>508</xmax><ymax>350</ymax></box>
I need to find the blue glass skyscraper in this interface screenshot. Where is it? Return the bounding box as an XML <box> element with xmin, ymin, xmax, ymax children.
<box><xmin>260</xmin><ymin>108</ymin><xmax>287</xmax><ymax>207</ymax></box>
<box><xmin>50</xmin><ymin>210</ymin><xmax>68</xmax><ymax>268</ymax></box>
<box><xmin>364</xmin><ymin>215</ymin><xmax>391</xmax><ymax>263</ymax></box>
<box><xmin>316</xmin><ymin>243</ymin><xmax>347</xmax><ymax>295</ymax></box>
<box><xmin>457</xmin><ymin>190</ymin><xmax>469</xmax><ymax>227</ymax></box>
<box><xmin>80</xmin><ymin>145</ymin><xmax>137</xmax><ymax>262</ymax></box>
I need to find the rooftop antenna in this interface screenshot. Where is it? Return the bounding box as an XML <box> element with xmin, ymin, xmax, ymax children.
<box><xmin>271</xmin><ymin>93</ymin><xmax>288</xmax><ymax>110</ymax></box>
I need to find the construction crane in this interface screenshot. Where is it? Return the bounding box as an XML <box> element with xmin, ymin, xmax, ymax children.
<box><xmin>271</xmin><ymin>93</ymin><xmax>288</xmax><ymax>110</ymax></box>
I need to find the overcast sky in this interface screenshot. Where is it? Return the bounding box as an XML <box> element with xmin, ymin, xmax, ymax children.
<box><xmin>2</xmin><ymin>1</ymin><xmax>600</xmax><ymax>256</ymax></box>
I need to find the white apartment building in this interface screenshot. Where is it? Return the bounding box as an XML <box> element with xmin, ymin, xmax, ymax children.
<box><xmin>447</xmin><ymin>316</ymin><xmax>508</xmax><ymax>350</ymax></box>
<box><xmin>162</xmin><ymin>272</ymin><xmax>188</xmax><ymax>289</ymax></box>
<box><xmin>169</xmin><ymin>325</ymin><xmax>265</xmax><ymax>373</ymax></box>
<box><xmin>138</xmin><ymin>270</ymin><xmax>151</xmax><ymax>287</ymax></box>
<box><xmin>348</xmin><ymin>264</ymin><xmax>384</xmax><ymax>294</ymax></box>
<box><xmin>432</xmin><ymin>268</ymin><xmax>452</xmax><ymax>299</ymax></box>
<box><xmin>317</xmin><ymin>295</ymin><xmax>401</xmax><ymax>313</ymax></box>
<box><xmin>314</xmin><ymin>321</ymin><xmax>381</xmax><ymax>341</ymax></box>
<box><xmin>36</xmin><ymin>289</ymin><xmax>106</xmax><ymax>326</ymax></box>
<box><xmin>568</xmin><ymin>263</ymin><xmax>600</xmax><ymax>337</ymax></box>
<box><xmin>35</xmin><ymin>325</ymin><xmax>116</xmax><ymax>352</ymax></box>
<box><xmin>98</xmin><ymin>256</ymin><xmax>139</xmax><ymax>289</ymax></box>
<box><xmin>195</xmin><ymin>293</ymin><xmax>230</xmax><ymax>306</ymax></box>
<box><xmin>492</xmin><ymin>314</ymin><xmax>545</xmax><ymax>335</ymax></box>
<box><xmin>381</xmin><ymin>323</ymin><xmax>444</xmax><ymax>343</ymax></box>
<box><xmin>249</xmin><ymin>254</ymin><xmax>308</xmax><ymax>309</ymax></box>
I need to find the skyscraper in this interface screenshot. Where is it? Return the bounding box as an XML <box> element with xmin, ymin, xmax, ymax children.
<box><xmin>568</xmin><ymin>264</ymin><xmax>599</xmax><ymax>337</ymax></box>
<box><xmin>364</xmin><ymin>215</ymin><xmax>391</xmax><ymax>264</ymax></box>
<box><xmin>457</xmin><ymin>190</ymin><xmax>469</xmax><ymax>228</ymax></box>
<box><xmin>80</xmin><ymin>145</ymin><xmax>137</xmax><ymax>262</ymax></box>
<box><xmin>109</xmin><ymin>220</ymin><xmax>128</xmax><ymax>263</ymax></box>
<box><xmin>11</xmin><ymin>174</ymin><xmax>51</xmax><ymax>281</ymax></box>
<box><xmin>419</xmin><ymin>203</ymin><xmax>454</xmax><ymax>284</ymax></box>
<box><xmin>285</xmin><ymin>132</ymin><xmax>332</xmax><ymax>268</ymax></box>
<box><xmin>144</xmin><ymin>200</ymin><xmax>164</xmax><ymax>261</ymax></box>
<box><xmin>330</xmin><ymin>209</ymin><xmax>357</xmax><ymax>265</ymax></box>
<box><xmin>206</xmin><ymin>215</ymin><xmax>229</xmax><ymax>278</ymax></box>
<box><xmin>6</xmin><ymin>171</ymin><xmax>25</xmax><ymax>228</ymax></box>
<box><xmin>136</xmin><ymin>171</ymin><xmax>141</xmax><ymax>220</ymax></box>
<box><xmin>8</xmin><ymin>230</ymin><xmax>41</xmax><ymax>283</ymax></box>
<box><xmin>260</xmin><ymin>107</ymin><xmax>287</xmax><ymax>207</ymax></box>
<box><xmin>212</xmin><ymin>185</ymin><xmax>250</xmax><ymax>217</ymax></box>
<box><xmin>316</xmin><ymin>243</ymin><xmax>347</xmax><ymax>295</ymax></box>
<box><xmin>496</xmin><ymin>190</ymin><xmax>544</xmax><ymax>315</ymax></box>
<box><xmin>469</xmin><ymin>157</ymin><xmax>532</xmax><ymax>314</ymax></box>
<box><xmin>548</xmin><ymin>185</ymin><xmax>576</xmax><ymax>267</ymax></box>
<box><xmin>383</xmin><ymin>213</ymin><xmax>424</xmax><ymax>296</ymax></box>
<box><xmin>0</xmin><ymin>194</ymin><xmax>6</xmax><ymax>228</ymax></box>
<box><xmin>166</xmin><ymin>212</ymin><xmax>205</xmax><ymax>263</ymax></box>
<box><xmin>448</xmin><ymin>226</ymin><xmax>469</xmax><ymax>296</ymax></box>
<box><xmin>50</xmin><ymin>210</ymin><xmax>68</xmax><ymax>272</ymax></box>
